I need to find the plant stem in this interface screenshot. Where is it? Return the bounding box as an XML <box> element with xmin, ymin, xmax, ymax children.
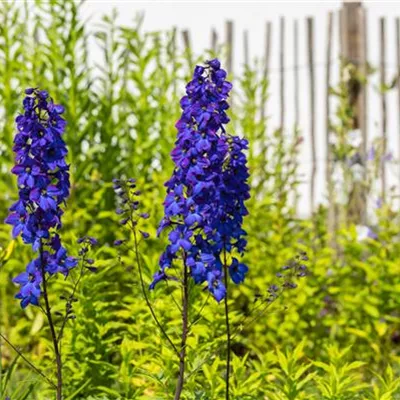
<box><xmin>132</xmin><ymin>229</ymin><xmax>179</xmax><ymax>358</ymax></box>
<box><xmin>0</xmin><ymin>289</ymin><xmax>3</xmax><ymax>397</ymax></box>
<box><xmin>0</xmin><ymin>333</ymin><xmax>57</xmax><ymax>390</ymax></box>
<box><xmin>174</xmin><ymin>259</ymin><xmax>189</xmax><ymax>400</ymax></box>
<box><xmin>39</xmin><ymin>240</ymin><xmax>62</xmax><ymax>400</ymax></box>
<box><xmin>57</xmin><ymin>254</ymin><xmax>86</xmax><ymax>344</ymax></box>
<box><xmin>223</xmin><ymin>249</ymin><xmax>231</xmax><ymax>400</ymax></box>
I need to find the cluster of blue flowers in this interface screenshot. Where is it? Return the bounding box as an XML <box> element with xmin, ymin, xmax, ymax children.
<box><xmin>151</xmin><ymin>59</ymin><xmax>250</xmax><ymax>301</ymax></box>
<box><xmin>5</xmin><ymin>88</ymin><xmax>76</xmax><ymax>308</ymax></box>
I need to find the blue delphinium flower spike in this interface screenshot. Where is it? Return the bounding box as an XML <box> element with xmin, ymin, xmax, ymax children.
<box><xmin>151</xmin><ymin>59</ymin><xmax>250</xmax><ymax>301</ymax></box>
<box><xmin>5</xmin><ymin>88</ymin><xmax>77</xmax><ymax>308</ymax></box>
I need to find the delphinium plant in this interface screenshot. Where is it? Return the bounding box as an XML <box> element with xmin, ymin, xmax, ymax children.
<box><xmin>147</xmin><ymin>58</ymin><xmax>250</xmax><ymax>399</ymax></box>
<box><xmin>112</xmin><ymin>59</ymin><xmax>308</xmax><ymax>399</ymax></box>
<box><xmin>4</xmin><ymin>89</ymin><xmax>97</xmax><ymax>400</ymax></box>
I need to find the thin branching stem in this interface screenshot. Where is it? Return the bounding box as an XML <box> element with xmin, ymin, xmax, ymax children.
<box><xmin>57</xmin><ymin>253</ymin><xmax>86</xmax><ymax>343</ymax></box>
<box><xmin>231</xmin><ymin>297</ymin><xmax>281</xmax><ymax>341</ymax></box>
<box><xmin>231</xmin><ymin>288</ymin><xmax>284</xmax><ymax>341</ymax></box>
<box><xmin>186</xmin><ymin>290</ymin><xmax>287</xmax><ymax>381</ymax></box>
<box><xmin>166</xmin><ymin>279</ymin><xmax>183</xmax><ymax>313</ymax></box>
<box><xmin>223</xmin><ymin>248</ymin><xmax>231</xmax><ymax>400</ymax></box>
<box><xmin>132</xmin><ymin>228</ymin><xmax>179</xmax><ymax>358</ymax></box>
<box><xmin>0</xmin><ymin>333</ymin><xmax>57</xmax><ymax>390</ymax></box>
<box><xmin>174</xmin><ymin>257</ymin><xmax>189</xmax><ymax>400</ymax></box>
<box><xmin>188</xmin><ymin>292</ymin><xmax>210</xmax><ymax>330</ymax></box>
<box><xmin>39</xmin><ymin>239</ymin><xmax>62</xmax><ymax>400</ymax></box>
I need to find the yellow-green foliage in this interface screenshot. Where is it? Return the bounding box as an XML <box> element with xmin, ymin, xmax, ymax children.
<box><xmin>1</xmin><ymin>1</ymin><xmax>400</xmax><ymax>399</ymax></box>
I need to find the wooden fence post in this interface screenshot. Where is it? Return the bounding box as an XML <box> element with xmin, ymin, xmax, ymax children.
<box><xmin>244</xmin><ymin>30</ymin><xmax>249</xmax><ymax>67</ymax></box>
<box><xmin>211</xmin><ymin>28</ymin><xmax>218</xmax><ymax>53</ymax></box>
<box><xmin>294</xmin><ymin>20</ymin><xmax>299</xmax><ymax>129</ymax></box>
<box><xmin>307</xmin><ymin>17</ymin><xmax>316</xmax><ymax>213</ymax></box>
<box><xmin>226</xmin><ymin>20</ymin><xmax>234</xmax><ymax>75</ymax></box>
<box><xmin>326</xmin><ymin>12</ymin><xmax>334</xmax><ymax>237</ymax></box>
<box><xmin>182</xmin><ymin>29</ymin><xmax>192</xmax><ymax>67</ymax></box>
<box><xmin>261</xmin><ymin>21</ymin><xmax>272</xmax><ymax>121</ymax></box>
<box><xmin>264</xmin><ymin>21</ymin><xmax>272</xmax><ymax>80</ymax></box>
<box><xmin>380</xmin><ymin>17</ymin><xmax>387</xmax><ymax>203</ymax></box>
<box><xmin>279</xmin><ymin>16</ymin><xmax>285</xmax><ymax>132</ymax></box>
<box><xmin>396</xmin><ymin>17</ymin><xmax>400</xmax><ymax>193</ymax></box>
<box><xmin>340</xmin><ymin>1</ymin><xmax>367</xmax><ymax>224</ymax></box>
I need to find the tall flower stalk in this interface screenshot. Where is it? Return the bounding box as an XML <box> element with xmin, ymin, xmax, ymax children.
<box><xmin>4</xmin><ymin>89</ymin><xmax>94</xmax><ymax>399</ymax></box>
<box><xmin>113</xmin><ymin>178</ymin><xmax>179</xmax><ymax>358</ymax></box>
<box><xmin>218</xmin><ymin>132</ymin><xmax>251</xmax><ymax>400</ymax></box>
<box><xmin>151</xmin><ymin>59</ymin><xmax>250</xmax><ymax>399</ymax></box>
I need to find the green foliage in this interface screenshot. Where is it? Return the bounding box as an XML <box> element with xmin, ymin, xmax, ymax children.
<box><xmin>1</xmin><ymin>1</ymin><xmax>400</xmax><ymax>399</ymax></box>
<box><xmin>259</xmin><ymin>340</ymin><xmax>314</xmax><ymax>400</ymax></box>
<box><xmin>313</xmin><ymin>345</ymin><xmax>369</xmax><ymax>399</ymax></box>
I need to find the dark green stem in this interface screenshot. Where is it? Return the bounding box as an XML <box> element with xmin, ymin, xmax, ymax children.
<box><xmin>39</xmin><ymin>240</ymin><xmax>62</xmax><ymax>400</ymax></box>
<box><xmin>174</xmin><ymin>259</ymin><xmax>189</xmax><ymax>400</ymax></box>
<box><xmin>0</xmin><ymin>333</ymin><xmax>57</xmax><ymax>390</ymax></box>
<box><xmin>223</xmin><ymin>248</ymin><xmax>231</xmax><ymax>400</ymax></box>
<box><xmin>132</xmin><ymin>229</ymin><xmax>179</xmax><ymax>358</ymax></box>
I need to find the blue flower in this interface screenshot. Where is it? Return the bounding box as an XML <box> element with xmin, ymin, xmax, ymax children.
<box><xmin>5</xmin><ymin>89</ymin><xmax>76</xmax><ymax>308</ymax></box>
<box><xmin>149</xmin><ymin>270</ymin><xmax>168</xmax><ymax>290</ymax></box>
<box><xmin>169</xmin><ymin>228</ymin><xmax>193</xmax><ymax>253</ymax></box>
<box><xmin>151</xmin><ymin>59</ymin><xmax>250</xmax><ymax>301</ymax></box>
<box><xmin>12</xmin><ymin>262</ymin><xmax>42</xmax><ymax>308</ymax></box>
<box><xmin>207</xmin><ymin>270</ymin><xmax>226</xmax><ymax>302</ymax></box>
<box><xmin>229</xmin><ymin>258</ymin><xmax>249</xmax><ymax>284</ymax></box>
<box><xmin>4</xmin><ymin>212</ymin><xmax>26</xmax><ymax>238</ymax></box>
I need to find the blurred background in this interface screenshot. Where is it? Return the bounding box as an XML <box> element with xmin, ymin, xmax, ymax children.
<box><xmin>1</xmin><ymin>1</ymin><xmax>400</xmax><ymax>399</ymax></box>
<box><xmin>81</xmin><ymin>0</ymin><xmax>400</xmax><ymax>215</ymax></box>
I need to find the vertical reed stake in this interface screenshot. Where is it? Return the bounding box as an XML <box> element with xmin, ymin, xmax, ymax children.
<box><xmin>307</xmin><ymin>17</ymin><xmax>316</xmax><ymax>213</ymax></box>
